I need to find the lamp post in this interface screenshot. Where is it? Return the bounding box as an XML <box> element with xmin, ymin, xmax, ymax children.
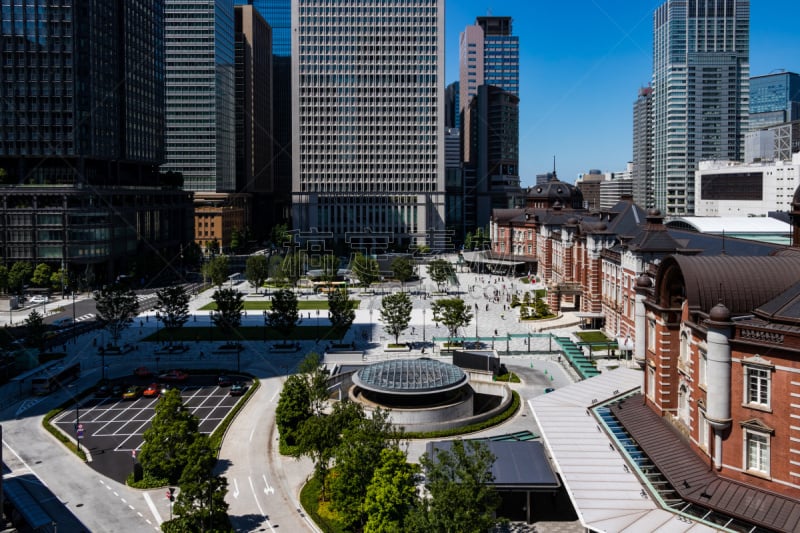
<box><xmin>369</xmin><ymin>308</ymin><xmax>373</xmax><ymax>342</ymax></box>
<box><xmin>72</xmin><ymin>291</ymin><xmax>77</xmax><ymax>344</ymax></box>
<box><xmin>155</xmin><ymin>312</ymin><xmax>161</xmax><ymax>344</ymax></box>
<box><xmin>474</xmin><ymin>303</ymin><xmax>479</xmax><ymax>343</ymax></box>
<box><xmin>263</xmin><ymin>310</ymin><xmax>268</xmax><ymax>343</ymax></box>
<box><xmin>422</xmin><ymin>308</ymin><xmax>426</xmax><ymax>344</ymax></box>
<box><xmin>316</xmin><ymin>309</ymin><xmax>320</xmax><ymax>341</ymax></box>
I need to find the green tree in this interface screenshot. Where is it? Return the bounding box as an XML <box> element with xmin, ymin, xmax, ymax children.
<box><xmin>352</xmin><ymin>253</ymin><xmax>380</xmax><ymax>288</ymax></box>
<box><xmin>327</xmin><ymin>288</ymin><xmax>355</xmax><ymax>341</ymax></box>
<box><xmin>139</xmin><ymin>389</ymin><xmax>199</xmax><ymax>484</ymax></box>
<box><xmin>155</xmin><ymin>286</ymin><xmax>191</xmax><ymax>346</ymax></box>
<box><xmin>379</xmin><ymin>292</ymin><xmax>412</xmax><ymax>345</ymax></box>
<box><xmin>167</xmin><ymin>434</ymin><xmax>231</xmax><ymax>533</ymax></box>
<box><xmin>50</xmin><ymin>268</ymin><xmax>67</xmax><ymax>294</ymax></box>
<box><xmin>202</xmin><ymin>255</ymin><xmax>229</xmax><ymax>288</ymax></box>
<box><xmin>270</xmin><ymin>223</ymin><xmax>291</xmax><ymax>248</ymax></box>
<box><xmin>24</xmin><ymin>309</ymin><xmax>46</xmax><ymax>351</ymax></box>
<box><xmin>406</xmin><ymin>440</ymin><xmax>499</xmax><ymax>533</ymax></box>
<box><xmin>427</xmin><ymin>259</ymin><xmax>454</xmax><ymax>293</ymax></box>
<box><xmin>31</xmin><ymin>263</ymin><xmax>52</xmax><ymax>287</ymax></box>
<box><xmin>329</xmin><ymin>407</ymin><xmax>398</xmax><ymax>531</ymax></box>
<box><xmin>95</xmin><ymin>284</ymin><xmax>139</xmax><ymax>347</ymax></box>
<box><xmin>0</xmin><ymin>265</ymin><xmax>8</xmax><ymax>294</ymax></box>
<box><xmin>364</xmin><ymin>448</ymin><xmax>420</xmax><ymax>533</ymax></box>
<box><xmin>281</xmin><ymin>252</ymin><xmax>304</xmax><ymax>287</ymax></box>
<box><xmin>245</xmin><ymin>254</ymin><xmax>270</xmax><ymax>294</ymax></box>
<box><xmin>8</xmin><ymin>261</ymin><xmax>33</xmax><ymax>294</ymax></box>
<box><xmin>210</xmin><ymin>288</ymin><xmax>243</xmax><ymax>340</ymax></box>
<box><xmin>267</xmin><ymin>254</ymin><xmax>285</xmax><ymax>284</ymax></box>
<box><xmin>276</xmin><ymin>374</ymin><xmax>312</xmax><ymax>447</ymax></box>
<box><xmin>319</xmin><ymin>253</ymin><xmax>339</xmax><ymax>282</ymax></box>
<box><xmin>391</xmin><ymin>257</ymin><xmax>414</xmax><ymax>290</ymax></box>
<box><xmin>267</xmin><ymin>288</ymin><xmax>298</xmax><ymax>343</ymax></box>
<box><xmin>534</xmin><ymin>291</ymin><xmax>550</xmax><ymax>318</ymax></box>
<box><xmin>430</xmin><ymin>298</ymin><xmax>472</xmax><ymax>345</ymax></box>
<box><xmin>464</xmin><ymin>231</ymin><xmax>474</xmax><ymax>251</ymax></box>
<box><xmin>229</xmin><ymin>227</ymin><xmax>242</xmax><ymax>253</ymax></box>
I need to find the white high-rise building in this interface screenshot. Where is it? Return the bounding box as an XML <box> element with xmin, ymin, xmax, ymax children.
<box><xmin>291</xmin><ymin>0</ymin><xmax>445</xmax><ymax>247</ymax></box>
<box><xmin>652</xmin><ymin>0</ymin><xmax>750</xmax><ymax>216</ymax></box>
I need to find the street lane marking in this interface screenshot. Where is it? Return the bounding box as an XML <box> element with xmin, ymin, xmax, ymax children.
<box><xmin>249</xmin><ymin>427</ymin><xmax>255</xmax><ymax>442</ymax></box>
<box><xmin>263</xmin><ymin>474</ymin><xmax>275</xmax><ymax>495</ymax></box>
<box><xmin>233</xmin><ymin>478</ymin><xmax>240</xmax><ymax>498</ymax></box>
<box><xmin>143</xmin><ymin>491</ymin><xmax>163</xmax><ymax>525</ymax></box>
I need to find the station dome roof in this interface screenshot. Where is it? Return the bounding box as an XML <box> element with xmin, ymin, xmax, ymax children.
<box><xmin>353</xmin><ymin>358</ymin><xmax>468</xmax><ymax>395</ymax></box>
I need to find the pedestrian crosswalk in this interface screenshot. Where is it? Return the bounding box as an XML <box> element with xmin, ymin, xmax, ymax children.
<box><xmin>75</xmin><ymin>313</ymin><xmax>95</xmax><ymax>322</ymax></box>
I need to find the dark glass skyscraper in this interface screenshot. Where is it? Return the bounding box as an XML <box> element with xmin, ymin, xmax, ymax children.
<box><xmin>750</xmin><ymin>71</ymin><xmax>800</xmax><ymax>130</ymax></box>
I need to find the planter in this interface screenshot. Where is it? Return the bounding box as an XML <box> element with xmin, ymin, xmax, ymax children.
<box><xmin>385</xmin><ymin>343</ymin><xmax>410</xmax><ymax>352</ymax></box>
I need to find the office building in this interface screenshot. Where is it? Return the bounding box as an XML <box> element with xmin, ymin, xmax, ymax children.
<box><xmin>0</xmin><ymin>0</ymin><xmax>193</xmax><ymax>283</ymax></box>
<box><xmin>445</xmin><ymin>81</ymin><xmax>460</xmax><ymax>130</ymax></box>
<box><xmin>444</xmin><ymin>128</ymin><xmax>465</xmax><ymax>242</ymax></box>
<box><xmin>235</xmin><ymin>5</ymin><xmax>276</xmax><ymax>237</ymax></box>
<box><xmin>632</xmin><ymin>86</ymin><xmax>654</xmax><ymax>208</ymax></box>
<box><xmin>459</xmin><ymin>16</ymin><xmax>519</xmax><ymax>117</ymax></box>
<box><xmin>745</xmin><ymin>120</ymin><xmax>800</xmax><ymax>163</ymax></box>
<box><xmin>241</xmin><ymin>0</ymin><xmax>292</xmax><ymax>228</ymax></box>
<box><xmin>750</xmin><ymin>71</ymin><xmax>800</xmax><ymax>130</ymax></box>
<box><xmin>292</xmin><ymin>0</ymin><xmax>446</xmax><ymax>248</ymax></box>
<box><xmin>652</xmin><ymin>0</ymin><xmax>750</xmax><ymax>216</ymax></box>
<box><xmin>599</xmin><ymin>164</ymin><xmax>634</xmax><ymax>210</ymax></box>
<box><xmin>575</xmin><ymin>170</ymin><xmax>605</xmax><ymax>211</ymax></box>
<box><xmin>163</xmin><ymin>0</ymin><xmax>236</xmax><ymax>193</ymax></box>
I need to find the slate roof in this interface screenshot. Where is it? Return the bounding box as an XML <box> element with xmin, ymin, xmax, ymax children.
<box><xmin>611</xmin><ymin>395</ymin><xmax>800</xmax><ymax>533</ymax></box>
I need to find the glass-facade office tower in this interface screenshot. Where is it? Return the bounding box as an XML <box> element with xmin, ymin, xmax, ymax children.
<box><xmin>750</xmin><ymin>72</ymin><xmax>800</xmax><ymax>130</ymax></box>
<box><xmin>0</xmin><ymin>0</ymin><xmax>193</xmax><ymax>281</ymax></box>
<box><xmin>632</xmin><ymin>86</ymin><xmax>654</xmax><ymax>208</ymax></box>
<box><xmin>239</xmin><ymin>0</ymin><xmax>292</xmax><ymax>226</ymax></box>
<box><xmin>652</xmin><ymin>0</ymin><xmax>750</xmax><ymax>216</ymax></box>
<box><xmin>292</xmin><ymin>0</ymin><xmax>445</xmax><ymax>247</ymax></box>
<box><xmin>163</xmin><ymin>0</ymin><xmax>236</xmax><ymax>192</ymax></box>
<box><xmin>459</xmin><ymin>16</ymin><xmax>519</xmax><ymax>117</ymax></box>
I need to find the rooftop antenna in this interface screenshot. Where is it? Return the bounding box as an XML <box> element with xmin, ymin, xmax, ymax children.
<box><xmin>721</xmin><ymin>229</ymin><xmax>726</xmax><ymax>255</ymax></box>
<box><xmin>552</xmin><ymin>155</ymin><xmax>557</xmax><ymax>181</ymax></box>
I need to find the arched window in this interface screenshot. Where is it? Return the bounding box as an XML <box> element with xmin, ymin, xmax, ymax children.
<box><xmin>678</xmin><ymin>383</ymin><xmax>690</xmax><ymax>425</ymax></box>
<box><xmin>680</xmin><ymin>332</ymin><xmax>690</xmax><ymax>366</ymax></box>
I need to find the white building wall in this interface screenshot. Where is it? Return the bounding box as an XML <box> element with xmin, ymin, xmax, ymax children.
<box><xmin>695</xmin><ymin>153</ymin><xmax>800</xmax><ymax>216</ymax></box>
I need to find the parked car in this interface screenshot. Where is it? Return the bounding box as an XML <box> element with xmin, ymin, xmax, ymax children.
<box><xmin>96</xmin><ymin>379</ymin><xmax>112</xmax><ymax>397</ymax></box>
<box><xmin>158</xmin><ymin>370</ymin><xmax>188</xmax><ymax>382</ymax></box>
<box><xmin>229</xmin><ymin>382</ymin><xmax>247</xmax><ymax>396</ymax></box>
<box><xmin>53</xmin><ymin>318</ymin><xmax>74</xmax><ymax>328</ymax></box>
<box><xmin>217</xmin><ymin>375</ymin><xmax>232</xmax><ymax>387</ymax></box>
<box><xmin>544</xmin><ymin>387</ymin><xmax>556</xmax><ymax>394</ymax></box>
<box><xmin>111</xmin><ymin>383</ymin><xmax>125</xmax><ymax>397</ymax></box>
<box><xmin>134</xmin><ymin>366</ymin><xmax>153</xmax><ymax>378</ymax></box>
<box><xmin>142</xmin><ymin>383</ymin><xmax>160</xmax><ymax>397</ymax></box>
<box><xmin>160</xmin><ymin>383</ymin><xmax>176</xmax><ymax>396</ymax></box>
<box><xmin>122</xmin><ymin>385</ymin><xmax>143</xmax><ymax>400</ymax></box>
<box><xmin>30</xmin><ymin>295</ymin><xmax>49</xmax><ymax>304</ymax></box>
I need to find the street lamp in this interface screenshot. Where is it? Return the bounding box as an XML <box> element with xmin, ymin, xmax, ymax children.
<box><xmin>72</xmin><ymin>290</ymin><xmax>77</xmax><ymax>344</ymax></box>
<box><xmin>369</xmin><ymin>308</ymin><xmax>373</xmax><ymax>342</ymax></box>
<box><xmin>155</xmin><ymin>312</ymin><xmax>161</xmax><ymax>344</ymax></box>
<box><xmin>474</xmin><ymin>303</ymin><xmax>479</xmax><ymax>343</ymax></box>
<box><xmin>263</xmin><ymin>310</ymin><xmax>268</xmax><ymax>343</ymax></box>
<box><xmin>316</xmin><ymin>309</ymin><xmax>320</xmax><ymax>341</ymax></box>
<box><xmin>422</xmin><ymin>308</ymin><xmax>426</xmax><ymax>344</ymax></box>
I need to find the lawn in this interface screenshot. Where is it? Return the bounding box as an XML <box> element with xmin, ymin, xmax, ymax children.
<box><xmin>143</xmin><ymin>325</ymin><xmax>350</xmax><ymax>343</ymax></box>
<box><xmin>575</xmin><ymin>331</ymin><xmax>612</xmax><ymax>343</ymax></box>
<box><xmin>199</xmin><ymin>300</ymin><xmax>359</xmax><ymax>311</ymax></box>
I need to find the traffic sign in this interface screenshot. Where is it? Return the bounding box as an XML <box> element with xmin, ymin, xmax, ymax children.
<box><xmin>76</xmin><ymin>423</ymin><xmax>84</xmax><ymax>439</ymax></box>
<box><xmin>132</xmin><ymin>449</ymin><xmax>137</xmax><ymax>459</ymax></box>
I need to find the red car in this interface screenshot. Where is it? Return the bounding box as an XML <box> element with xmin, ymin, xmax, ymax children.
<box><xmin>158</xmin><ymin>370</ymin><xmax>188</xmax><ymax>382</ymax></box>
<box><xmin>142</xmin><ymin>383</ymin><xmax>160</xmax><ymax>397</ymax></box>
<box><xmin>134</xmin><ymin>366</ymin><xmax>153</xmax><ymax>378</ymax></box>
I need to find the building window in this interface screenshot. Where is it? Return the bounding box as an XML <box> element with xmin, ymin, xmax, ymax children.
<box><xmin>698</xmin><ymin>409</ymin><xmax>708</xmax><ymax>451</ymax></box>
<box><xmin>745</xmin><ymin>430</ymin><xmax>770</xmax><ymax>475</ymax></box>
<box><xmin>678</xmin><ymin>384</ymin><xmax>690</xmax><ymax>425</ymax></box>
<box><xmin>679</xmin><ymin>332</ymin><xmax>689</xmax><ymax>366</ymax></box>
<box><xmin>699</xmin><ymin>349</ymin><xmax>707</xmax><ymax>387</ymax></box>
<box><xmin>745</xmin><ymin>366</ymin><xmax>770</xmax><ymax>408</ymax></box>
<box><xmin>647</xmin><ymin>365</ymin><xmax>655</xmax><ymax>400</ymax></box>
<box><xmin>647</xmin><ymin>319</ymin><xmax>656</xmax><ymax>351</ymax></box>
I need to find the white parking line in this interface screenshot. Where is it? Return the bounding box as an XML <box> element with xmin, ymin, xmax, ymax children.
<box><xmin>143</xmin><ymin>491</ymin><xmax>163</xmax><ymax>525</ymax></box>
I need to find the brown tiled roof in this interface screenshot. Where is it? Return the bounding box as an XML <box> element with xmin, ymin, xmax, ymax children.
<box><xmin>611</xmin><ymin>394</ymin><xmax>800</xmax><ymax>532</ymax></box>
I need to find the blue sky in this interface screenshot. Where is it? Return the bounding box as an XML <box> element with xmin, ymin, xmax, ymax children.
<box><xmin>445</xmin><ymin>1</ymin><xmax>800</xmax><ymax>186</ymax></box>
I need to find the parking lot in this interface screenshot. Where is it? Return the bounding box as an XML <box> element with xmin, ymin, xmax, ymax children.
<box><xmin>52</xmin><ymin>373</ymin><xmax>250</xmax><ymax>483</ymax></box>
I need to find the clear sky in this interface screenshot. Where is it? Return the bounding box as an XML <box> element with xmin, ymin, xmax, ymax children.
<box><xmin>445</xmin><ymin>1</ymin><xmax>800</xmax><ymax>186</ymax></box>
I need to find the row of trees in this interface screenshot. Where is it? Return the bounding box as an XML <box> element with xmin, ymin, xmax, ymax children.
<box><xmin>275</xmin><ymin>354</ymin><xmax>500</xmax><ymax>532</ymax></box>
<box><xmin>0</xmin><ymin>261</ymin><xmax>68</xmax><ymax>295</ymax></box>
<box><xmin>379</xmin><ymin>292</ymin><xmax>473</xmax><ymax>345</ymax></box>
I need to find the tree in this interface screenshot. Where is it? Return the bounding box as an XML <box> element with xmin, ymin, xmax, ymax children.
<box><xmin>50</xmin><ymin>268</ymin><xmax>67</xmax><ymax>294</ymax></box>
<box><xmin>229</xmin><ymin>227</ymin><xmax>242</xmax><ymax>253</ymax></box>
<box><xmin>210</xmin><ymin>288</ymin><xmax>243</xmax><ymax>340</ymax></box>
<box><xmin>95</xmin><ymin>284</ymin><xmax>139</xmax><ymax>347</ymax></box>
<box><xmin>31</xmin><ymin>263</ymin><xmax>52</xmax><ymax>288</ymax></box>
<box><xmin>202</xmin><ymin>255</ymin><xmax>229</xmax><ymax>288</ymax></box>
<box><xmin>427</xmin><ymin>259</ymin><xmax>454</xmax><ymax>293</ymax></box>
<box><xmin>327</xmin><ymin>288</ymin><xmax>355</xmax><ymax>341</ymax></box>
<box><xmin>276</xmin><ymin>374</ymin><xmax>313</xmax><ymax>447</ymax></box>
<box><xmin>391</xmin><ymin>257</ymin><xmax>414</xmax><ymax>290</ymax></box>
<box><xmin>329</xmin><ymin>407</ymin><xmax>399</xmax><ymax>531</ymax></box>
<box><xmin>380</xmin><ymin>292</ymin><xmax>412</xmax><ymax>345</ymax></box>
<box><xmin>24</xmin><ymin>309</ymin><xmax>46</xmax><ymax>351</ymax></box>
<box><xmin>281</xmin><ymin>252</ymin><xmax>304</xmax><ymax>287</ymax></box>
<box><xmin>155</xmin><ymin>286</ymin><xmax>191</xmax><ymax>345</ymax></box>
<box><xmin>430</xmin><ymin>298</ymin><xmax>472</xmax><ymax>345</ymax></box>
<box><xmin>139</xmin><ymin>389</ymin><xmax>199</xmax><ymax>484</ymax></box>
<box><xmin>245</xmin><ymin>254</ymin><xmax>269</xmax><ymax>294</ymax></box>
<box><xmin>8</xmin><ymin>261</ymin><xmax>33</xmax><ymax>294</ymax></box>
<box><xmin>267</xmin><ymin>254</ymin><xmax>284</xmax><ymax>284</ymax></box>
<box><xmin>406</xmin><ymin>439</ymin><xmax>499</xmax><ymax>533</ymax></box>
<box><xmin>364</xmin><ymin>448</ymin><xmax>420</xmax><ymax>533</ymax></box>
<box><xmin>352</xmin><ymin>253</ymin><xmax>380</xmax><ymax>288</ymax></box>
<box><xmin>320</xmin><ymin>253</ymin><xmax>339</xmax><ymax>282</ymax></box>
<box><xmin>167</xmin><ymin>434</ymin><xmax>231</xmax><ymax>533</ymax></box>
<box><xmin>270</xmin><ymin>223</ymin><xmax>291</xmax><ymax>249</ymax></box>
<box><xmin>267</xmin><ymin>288</ymin><xmax>298</xmax><ymax>343</ymax></box>
<box><xmin>0</xmin><ymin>265</ymin><xmax>8</xmax><ymax>294</ymax></box>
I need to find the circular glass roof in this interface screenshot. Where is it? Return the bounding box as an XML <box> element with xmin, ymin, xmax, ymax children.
<box><xmin>353</xmin><ymin>358</ymin><xmax>468</xmax><ymax>395</ymax></box>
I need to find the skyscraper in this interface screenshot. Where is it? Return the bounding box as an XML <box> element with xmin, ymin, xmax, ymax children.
<box><xmin>292</xmin><ymin>0</ymin><xmax>445</xmax><ymax>247</ymax></box>
<box><xmin>652</xmin><ymin>0</ymin><xmax>750</xmax><ymax>216</ymax></box>
<box><xmin>632</xmin><ymin>86</ymin><xmax>654</xmax><ymax>208</ymax></box>
<box><xmin>459</xmin><ymin>16</ymin><xmax>519</xmax><ymax>117</ymax></box>
<box><xmin>241</xmin><ymin>0</ymin><xmax>292</xmax><ymax>227</ymax></box>
<box><xmin>0</xmin><ymin>0</ymin><xmax>193</xmax><ymax>282</ymax></box>
<box><xmin>163</xmin><ymin>0</ymin><xmax>236</xmax><ymax>192</ymax></box>
<box><xmin>750</xmin><ymin>71</ymin><xmax>800</xmax><ymax>130</ymax></box>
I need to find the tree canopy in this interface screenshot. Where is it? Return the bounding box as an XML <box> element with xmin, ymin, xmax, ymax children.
<box><xmin>427</xmin><ymin>259</ymin><xmax>454</xmax><ymax>293</ymax></box>
<box><xmin>320</xmin><ymin>253</ymin><xmax>339</xmax><ymax>281</ymax></box>
<box><xmin>95</xmin><ymin>284</ymin><xmax>140</xmax><ymax>347</ymax></box>
<box><xmin>351</xmin><ymin>253</ymin><xmax>380</xmax><ymax>288</ymax></box>
<box><xmin>155</xmin><ymin>286</ymin><xmax>191</xmax><ymax>345</ymax></box>
<box><xmin>430</xmin><ymin>298</ymin><xmax>472</xmax><ymax>343</ymax></box>
<box><xmin>139</xmin><ymin>389</ymin><xmax>200</xmax><ymax>484</ymax></box>
<box><xmin>327</xmin><ymin>288</ymin><xmax>355</xmax><ymax>340</ymax></box>
<box><xmin>210</xmin><ymin>288</ymin><xmax>244</xmax><ymax>339</ymax></box>
<box><xmin>245</xmin><ymin>254</ymin><xmax>270</xmax><ymax>294</ymax></box>
<box><xmin>379</xmin><ymin>292</ymin><xmax>413</xmax><ymax>345</ymax></box>
<box><xmin>267</xmin><ymin>288</ymin><xmax>298</xmax><ymax>342</ymax></box>
<box><xmin>31</xmin><ymin>263</ymin><xmax>52</xmax><ymax>287</ymax></box>
<box><xmin>23</xmin><ymin>309</ymin><xmax>45</xmax><ymax>351</ymax></box>
<box><xmin>281</xmin><ymin>253</ymin><xmax>304</xmax><ymax>287</ymax></box>
<box><xmin>391</xmin><ymin>257</ymin><xmax>415</xmax><ymax>288</ymax></box>
<box><xmin>363</xmin><ymin>447</ymin><xmax>420</xmax><ymax>533</ymax></box>
<box><xmin>202</xmin><ymin>255</ymin><xmax>229</xmax><ymax>288</ymax></box>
